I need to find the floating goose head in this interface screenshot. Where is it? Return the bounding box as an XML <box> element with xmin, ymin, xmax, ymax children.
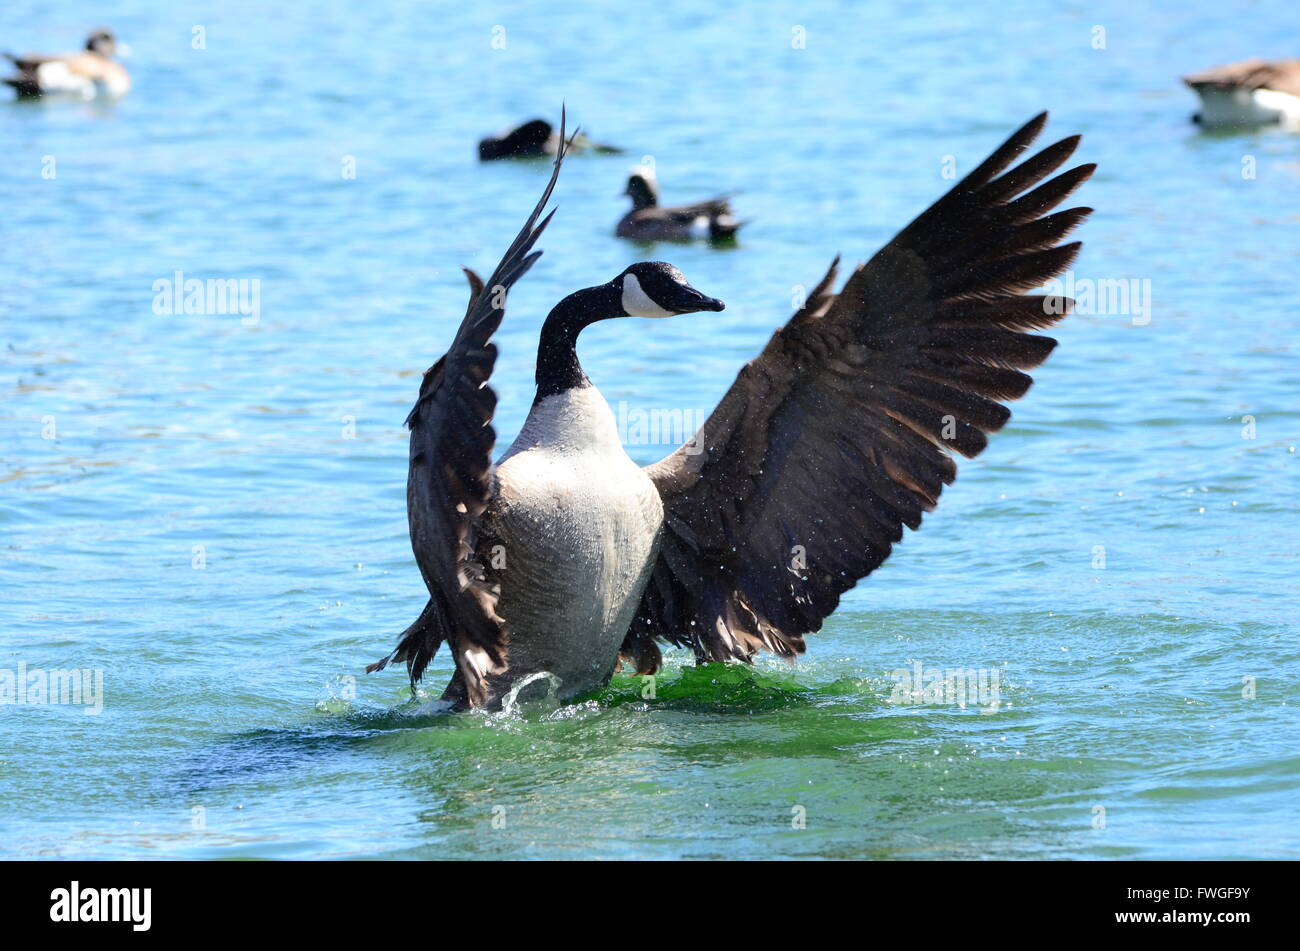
<box><xmin>623</xmin><ymin>168</ymin><xmax>660</xmax><ymax>210</ymax></box>
<box><xmin>85</xmin><ymin>29</ymin><xmax>119</xmax><ymax>57</ymax></box>
<box><xmin>533</xmin><ymin>262</ymin><xmax>723</xmax><ymax>396</ymax></box>
<box><xmin>616</xmin><ymin>262</ymin><xmax>724</xmax><ymax>318</ymax></box>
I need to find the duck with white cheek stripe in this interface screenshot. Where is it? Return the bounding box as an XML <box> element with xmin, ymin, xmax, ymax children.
<box><xmin>368</xmin><ymin>109</ymin><xmax>1094</xmax><ymax>711</ymax></box>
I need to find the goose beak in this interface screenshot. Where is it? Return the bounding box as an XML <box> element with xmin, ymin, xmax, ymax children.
<box><xmin>671</xmin><ymin>284</ymin><xmax>725</xmax><ymax>314</ymax></box>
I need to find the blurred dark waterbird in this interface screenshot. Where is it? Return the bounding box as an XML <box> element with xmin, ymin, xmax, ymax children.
<box><xmin>3</xmin><ymin>28</ymin><xmax>129</xmax><ymax>100</ymax></box>
<box><xmin>1183</xmin><ymin>58</ymin><xmax>1300</xmax><ymax>128</ymax></box>
<box><xmin>478</xmin><ymin>117</ymin><xmax>621</xmax><ymax>160</ymax></box>
<box><xmin>615</xmin><ymin>165</ymin><xmax>742</xmax><ymax>241</ymax></box>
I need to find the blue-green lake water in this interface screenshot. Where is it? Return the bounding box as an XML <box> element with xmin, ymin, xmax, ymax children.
<box><xmin>2</xmin><ymin>0</ymin><xmax>1298</xmax><ymax>859</ymax></box>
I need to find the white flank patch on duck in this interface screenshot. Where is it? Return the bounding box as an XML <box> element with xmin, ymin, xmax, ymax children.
<box><xmin>35</xmin><ymin>61</ymin><xmax>94</xmax><ymax>98</ymax></box>
<box><xmin>1196</xmin><ymin>85</ymin><xmax>1300</xmax><ymax>128</ymax></box>
<box><xmin>95</xmin><ymin>71</ymin><xmax>131</xmax><ymax>99</ymax></box>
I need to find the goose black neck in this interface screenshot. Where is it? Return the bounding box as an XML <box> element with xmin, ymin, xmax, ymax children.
<box><xmin>535</xmin><ymin>283</ymin><xmax>621</xmax><ymax>399</ymax></box>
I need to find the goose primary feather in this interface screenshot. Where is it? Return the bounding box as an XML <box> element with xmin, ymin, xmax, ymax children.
<box><xmin>369</xmin><ymin>111</ymin><xmax>1094</xmax><ymax>711</ymax></box>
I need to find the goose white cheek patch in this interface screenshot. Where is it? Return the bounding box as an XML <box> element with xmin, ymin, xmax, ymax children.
<box><xmin>621</xmin><ymin>274</ymin><xmax>674</xmax><ymax>318</ymax></box>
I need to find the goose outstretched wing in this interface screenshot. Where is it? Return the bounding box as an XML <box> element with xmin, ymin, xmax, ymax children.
<box><xmin>623</xmin><ymin>113</ymin><xmax>1093</xmax><ymax>673</ymax></box>
<box><xmin>368</xmin><ymin>113</ymin><xmax>570</xmax><ymax>705</ymax></box>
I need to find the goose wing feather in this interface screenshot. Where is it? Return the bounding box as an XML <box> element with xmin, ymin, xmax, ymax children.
<box><xmin>368</xmin><ymin>111</ymin><xmax>571</xmax><ymax>705</ymax></box>
<box><xmin>622</xmin><ymin>113</ymin><xmax>1093</xmax><ymax>672</ymax></box>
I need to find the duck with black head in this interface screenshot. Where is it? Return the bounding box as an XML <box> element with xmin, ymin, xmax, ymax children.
<box><xmin>3</xmin><ymin>28</ymin><xmax>130</xmax><ymax>100</ymax></box>
<box><xmin>616</xmin><ymin>165</ymin><xmax>742</xmax><ymax>242</ymax></box>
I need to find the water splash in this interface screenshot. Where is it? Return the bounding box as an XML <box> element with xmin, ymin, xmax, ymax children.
<box><xmin>498</xmin><ymin>671</ymin><xmax>563</xmax><ymax>717</ymax></box>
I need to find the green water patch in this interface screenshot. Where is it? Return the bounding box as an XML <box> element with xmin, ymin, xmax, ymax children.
<box><xmin>584</xmin><ymin>662</ymin><xmax>818</xmax><ymax>713</ymax></box>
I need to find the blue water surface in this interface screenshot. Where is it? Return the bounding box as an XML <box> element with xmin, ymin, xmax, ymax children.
<box><xmin>1</xmin><ymin>0</ymin><xmax>1298</xmax><ymax>859</ymax></box>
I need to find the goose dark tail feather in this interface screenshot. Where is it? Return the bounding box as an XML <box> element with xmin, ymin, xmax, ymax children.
<box><xmin>365</xmin><ymin>597</ymin><xmax>443</xmax><ymax>682</ymax></box>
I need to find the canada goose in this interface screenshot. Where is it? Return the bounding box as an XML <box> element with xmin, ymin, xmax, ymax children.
<box><xmin>1183</xmin><ymin>58</ymin><xmax>1300</xmax><ymax>128</ymax></box>
<box><xmin>615</xmin><ymin>166</ymin><xmax>741</xmax><ymax>241</ymax></box>
<box><xmin>3</xmin><ymin>29</ymin><xmax>129</xmax><ymax>101</ymax></box>
<box><xmin>368</xmin><ymin>112</ymin><xmax>1094</xmax><ymax>711</ymax></box>
<box><xmin>478</xmin><ymin>117</ymin><xmax>621</xmax><ymax>160</ymax></box>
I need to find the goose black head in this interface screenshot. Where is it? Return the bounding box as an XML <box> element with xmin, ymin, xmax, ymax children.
<box><xmin>615</xmin><ymin>262</ymin><xmax>725</xmax><ymax>318</ymax></box>
<box><xmin>86</xmin><ymin>29</ymin><xmax>118</xmax><ymax>57</ymax></box>
<box><xmin>623</xmin><ymin>170</ymin><xmax>659</xmax><ymax>210</ymax></box>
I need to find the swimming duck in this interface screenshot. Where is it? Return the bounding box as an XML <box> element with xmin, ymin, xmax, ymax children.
<box><xmin>3</xmin><ymin>29</ymin><xmax>129</xmax><ymax>101</ymax></box>
<box><xmin>1183</xmin><ymin>58</ymin><xmax>1300</xmax><ymax>128</ymax></box>
<box><xmin>369</xmin><ymin>112</ymin><xmax>1093</xmax><ymax>711</ymax></box>
<box><xmin>615</xmin><ymin>166</ymin><xmax>741</xmax><ymax>241</ymax></box>
<box><xmin>478</xmin><ymin>117</ymin><xmax>621</xmax><ymax>160</ymax></box>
